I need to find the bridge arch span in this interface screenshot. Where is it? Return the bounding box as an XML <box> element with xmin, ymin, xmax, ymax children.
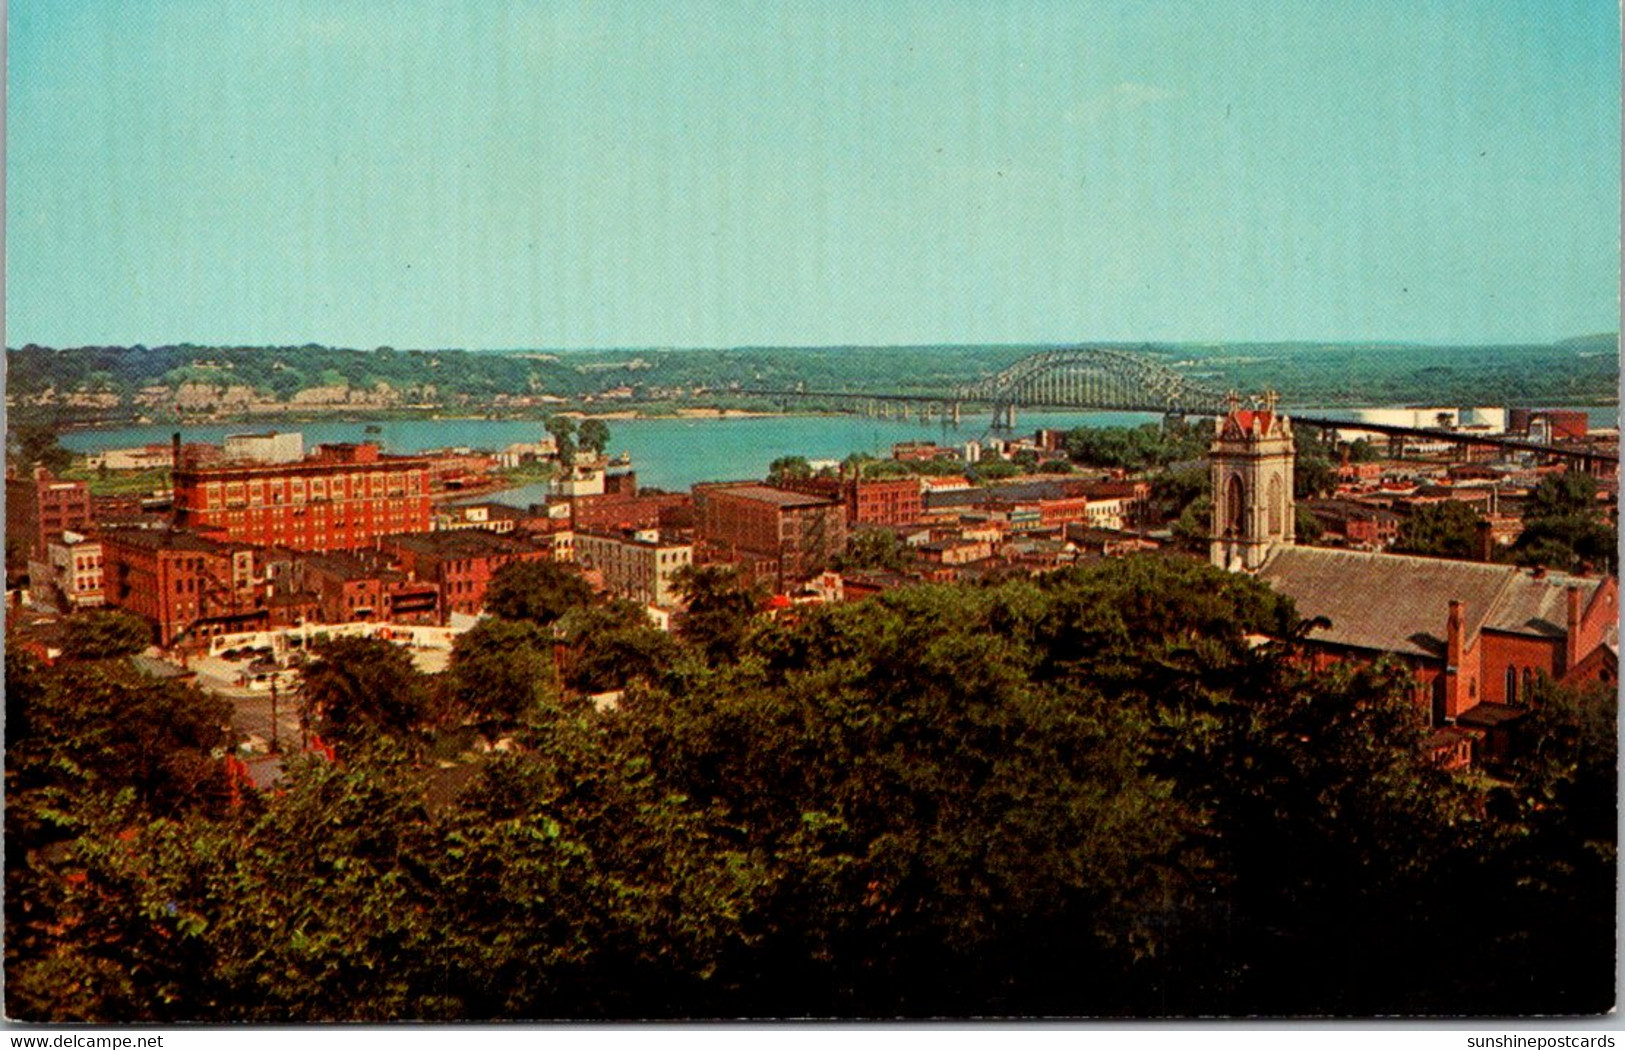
<box><xmin>957</xmin><ymin>345</ymin><xmax>1230</xmax><ymax>415</ymax></box>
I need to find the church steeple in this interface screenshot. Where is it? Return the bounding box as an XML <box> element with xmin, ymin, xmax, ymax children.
<box><xmin>1210</xmin><ymin>393</ymin><xmax>1296</xmax><ymax>572</ymax></box>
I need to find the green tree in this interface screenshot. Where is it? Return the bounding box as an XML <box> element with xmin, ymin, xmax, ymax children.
<box><xmin>577</xmin><ymin>418</ymin><xmax>611</xmax><ymax>456</ymax></box>
<box><xmin>1294</xmin><ymin>503</ymin><xmax>1324</xmax><ymax>544</ymax></box>
<box><xmin>1346</xmin><ymin>438</ymin><xmax>1381</xmax><ymax>462</ymax></box>
<box><xmin>673</xmin><ymin>565</ymin><xmax>765</xmax><ymax>663</ymax></box>
<box><xmin>559</xmin><ymin>601</ymin><xmax>684</xmax><ymax>694</ymax></box>
<box><xmin>8</xmin><ymin>425</ymin><xmax>74</xmax><ymax>475</ymax></box>
<box><xmin>833</xmin><ymin>528</ymin><xmax>912</xmax><ymax>572</ymax></box>
<box><xmin>485</xmin><ymin>559</ymin><xmax>594</xmax><ymax>625</ymax></box>
<box><xmin>61</xmin><ymin>610</ymin><xmax>152</xmax><ymax>660</ymax></box>
<box><xmin>1524</xmin><ymin>470</ymin><xmax>1598</xmax><ymax>519</ymax></box>
<box><xmin>1149</xmin><ymin>465</ymin><xmax>1210</xmax><ymax>524</ymax></box>
<box><xmin>1510</xmin><ymin>471</ymin><xmax>1617</xmax><ymax>573</ymax></box>
<box><xmin>302</xmin><ymin>637</ymin><xmax>430</xmax><ymax>747</ymax></box>
<box><xmin>545</xmin><ymin>416</ymin><xmax>578</xmax><ymax>467</ymax></box>
<box><xmin>766</xmin><ymin>455</ymin><xmax>813</xmax><ymax>485</ymax></box>
<box><xmin>1393</xmin><ymin>501</ymin><xmax>1481</xmax><ymax>560</ymax></box>
<box><xmin>447</xmin><ymin>618</ymin><xmax>560</xmax><ymax>725</ymax></box>
<box><xmin>1293</xmin><ymin>441</ymin><xmax>1337</xmax><ymax>499</ymax></box>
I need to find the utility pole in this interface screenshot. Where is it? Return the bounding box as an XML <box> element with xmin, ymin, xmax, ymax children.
<box><xmin>269</xmin><ymin>676</ymin><xmax>280</xmax><ymax>753</ymax></box>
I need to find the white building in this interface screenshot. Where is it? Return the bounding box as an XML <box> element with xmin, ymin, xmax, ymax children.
<box><xmin>30</xmin><ymin>531</ymin><xmax>104</xmax><ymax>611</ymax></box>
<box><xmin>224</xmin><ymin>431</ymin><xmax>304</xmax><ymax>464</ymax></box>
<box><xmin>574</xmin><ymin>527</ymin><xmax>692</xmax><ymax>607</ymax></box>
<box><xmin>496</xmin><ymin>437</ymin><xmax>559</xmax><ymax>469</ymax></box>
<box><xmin>84</xmin><ymin>444</ymin><xmax>174</xmax><ymax>471</ymax></box>
<box><xmin>551</xmin><ymin>455</ymin><xmax>608</xmax><ymax>497</ymax></box>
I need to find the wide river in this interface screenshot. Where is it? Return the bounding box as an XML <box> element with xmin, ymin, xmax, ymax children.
<box><xmin>59</xmin><ymin>405</ymin><xmax>1617</xmax><ymax>507</ymax></box>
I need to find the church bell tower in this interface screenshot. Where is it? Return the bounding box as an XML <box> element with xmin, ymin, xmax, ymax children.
<box><xmin>1210</xmin><ymin>391</ymin><xmax>1296</xmax><ymax>572</ymax></box>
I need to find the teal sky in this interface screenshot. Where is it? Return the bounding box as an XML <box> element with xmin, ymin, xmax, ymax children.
<box><xmin>6</xmin><ymin>1</ymin><xmax>1620</xmax><ymax>349</ymax></box>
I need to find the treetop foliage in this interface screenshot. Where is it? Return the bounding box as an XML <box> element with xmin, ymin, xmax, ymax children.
<box><xmin>6</xmin><ymin>556</ymin><xmax>1615</xmax><ymax>1020</ymax></box>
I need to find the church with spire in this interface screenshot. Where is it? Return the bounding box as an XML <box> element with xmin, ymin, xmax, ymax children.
<box><xmin>1206</xmin><ymin>391</ymin><xmax>1616</xmax><ymax>766</ymax></box>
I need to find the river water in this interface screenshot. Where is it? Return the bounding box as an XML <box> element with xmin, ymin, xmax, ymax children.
<box><xmin>57</xmin><ymin>405</ymin><xmax>1617</xmax><ymax>505</ymax></box>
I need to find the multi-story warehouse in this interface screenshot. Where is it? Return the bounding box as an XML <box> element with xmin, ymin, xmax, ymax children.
<box><xmin>772</xmin><ymin>476</ymin><xmax>923</xmax><ymax>527</ymax></box>
<box><xmin>6</xmin><ymin>469</ymin><xmax>94</xmax><ymax>563</ymax></box>
<box><xmin>100</xmin><ymin>527</ymin><xmax>268</xmax><ymax>647</ymax></box>
<box><xmin>575</xmin><ymin>527</ymin><xmax>692</xmax><ymax>607</ymax></box>
<box><xmin>172</xmin><ymin>442</ymin><xmax>431</xmax><ymax>551</ymax></box>
<box><xmin>697</xmin><ymin>484</ymin><xmax>846</xmax><ymax>588</ymax></box>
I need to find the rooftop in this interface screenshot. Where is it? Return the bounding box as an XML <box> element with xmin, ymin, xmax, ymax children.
<box><xmin>706</xmin><ymin>484</ymin><xmax>839</xmax><ymax>508</ymax></box>
<box><xmin>98</xmin><ymin>527</ymin><xmax>252</xmax><ymax>555</ymax></box>
<box><xmin>382</xmin><ymin>530</ymin><xmax>549</xmax><ymax>558</ymax></box>
<box><xmin>1256</xmin><ymin>547</ymin><xmax>1609</xmax><ymax>658</ymax></box>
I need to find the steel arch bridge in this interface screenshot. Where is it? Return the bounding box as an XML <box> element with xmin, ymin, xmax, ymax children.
<box><xmin>956</xmin><ymin>345</ymin><xmax>1230</xmax><ymax>416</ymax></box>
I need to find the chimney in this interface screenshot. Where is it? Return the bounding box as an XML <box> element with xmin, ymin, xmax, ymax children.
<box><xmin>1444</xmin><ymin>599</ymin><xmax>1465</xmax><ymax>720</ymax></box>
<box><xmin>171</xmin><ymin>432</ymin><xmax>183</xmax><ymax>529</ymax></box>
<box><xmin>1564</xmin><ymin>585</ymin><xmax>1584</xmax><ymax>674</ymax></box>
<box><xmin>1474</xmin><ymin>520</ymin><xmax>1494</xmax><ymax>562</ymax></box>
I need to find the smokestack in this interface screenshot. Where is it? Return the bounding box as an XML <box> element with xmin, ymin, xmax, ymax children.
<box><xmin>171</xmin><ymin>432</ymin><xmax>183</xmax><ymax>530</ymax></box>
<box><xmin>1565</xmin><ymin>585</ymin><xmax>1584</xmax><ymax>675</ymax></box>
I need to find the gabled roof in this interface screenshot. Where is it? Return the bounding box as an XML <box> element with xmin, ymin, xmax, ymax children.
<box><xmin>1255</xmin><ymin>547</ymin><xmax>1611</xmax><ymax>659</ymax></box>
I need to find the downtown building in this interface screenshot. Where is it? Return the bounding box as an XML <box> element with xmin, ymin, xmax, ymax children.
<box><xmin>172</xmin><ymin>442</ymin><xmax>432</xmax><ymax>551</ymax></box>
<box><xmin>574</xmin><ymin>527</ymin><xmax>693</xmax><ymax>607</ymax></box>
<box><xmin>695</xmin><ymin>483</ymin><xmax>847</xmax><ymax>589</ymax></box>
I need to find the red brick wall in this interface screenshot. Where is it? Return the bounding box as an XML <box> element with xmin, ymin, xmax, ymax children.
<box><xmin>1479</xmin><ymin>630</ymin><xmax>1563</xmax><ymax>706</ymax></box>
<box><xmin>175</xmin><ymin>460</ymin><xmax>432</xmax><ymax>550</ymax></box>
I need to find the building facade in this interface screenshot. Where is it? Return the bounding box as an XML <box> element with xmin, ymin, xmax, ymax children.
<box><xmin>223</xmin><ymin>431</ymin><xmax>305</xmax><ymax>464</ymax></box>
<box><xmin>575</xmin><ymin>527</ymin><xmax>693</xmax><ymax>606</ymax></box>
<box><xmin>698</xmin><ymin>484</ymin><xmax>847</xmax><ymax>588</ymax></box>
<box><xmin>7</xmin><ymin>470</ymin><xmax>94</xmax><ymax>563</ymax></box>
<box><xmin>172</xmin><ymin>442</ymin><xmax>432</xmax><ymax>551</ymax></box>
<box><xmin>100</xmin><ymin>527</ymin><xmax>268</xmax><ymax>647</ymax></box>
<box><xmin>1210</xmin><ymin>400</ymin><xmax>1296</xmax><ymax>572</ymax></box>
<box><xmin>29</xmin><ymin>532</ymin><xmax>105</xmax><ymax>611</ymax></box>
<box><xmin>378</xmin><ymin>531</ymin><xmax>556</xmax><ymax>617</ymax></box>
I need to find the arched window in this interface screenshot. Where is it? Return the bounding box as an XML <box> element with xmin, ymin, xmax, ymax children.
<box><xmin>1268</xmin><ymin>474</ymin><xmax>1284</xmax><ymax>536</ymax></box>
<box><xmin>1522</xmin><ymin>667</ymin><xmax>1534</xmax><ymax>702</ymax></box>
<box><xmin>1505</xmin><ymin>666</ymin><xmax>1518</xmax><ymax>705</ymax></box>
<box><xmin>1226</xmin><ymin>475</ymin><xmax>1246</xmax><ymax>538</ymax></box>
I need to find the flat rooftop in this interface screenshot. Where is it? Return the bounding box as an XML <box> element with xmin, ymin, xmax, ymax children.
<box><xmin>707</xmin><ymin>484</ymin><xmax>837</xmax><ymax>508</ymax></box>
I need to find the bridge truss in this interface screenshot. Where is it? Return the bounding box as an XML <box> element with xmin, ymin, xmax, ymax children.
<box><xmin>954</xmin><ymin>345</ymin><xmax>1230</xmax><ymax>418</ymax></box>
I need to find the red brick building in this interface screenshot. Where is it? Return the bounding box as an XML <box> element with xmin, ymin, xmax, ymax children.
<box><xmin>100</xmin><ymin>527</ymin><xmax>268</xmax><ymax>647</ymax></box>
<box><xmin>377</xmin><ymin>530</ymin><xmax>556</xmax><ymax>617</ymax></box>
<box><xmin>1255</xmin><ymin>547</ymin><xmax>1618</xmax><ymax>763</ymax></box>
<box><xmin>172</xmin><ymin>442</ymin><xmax>431</xmax><ymax>551</ymax></box>
<box><xmin>571</xmin><ymin>490</ymin><xmax>694</xmax><ymax>533</ymax></box>
<box><xmin>697</xmin><ymin>484</ymin><xmax>847</xmax><ymax>588</ymax></box>
<box><xmin>773</xmin><ymin>476</ymin><xmax>923</xmax><ymax>527</ymax></box>
<box><xmin>296</xmin><ymin>551</ymin><xmax>442</xmax><ymax>625</ymax></box>
<box><xmin>6</xmin><ymin>469</ymin><xmax>93</xmax><ymax>563</ymax></box>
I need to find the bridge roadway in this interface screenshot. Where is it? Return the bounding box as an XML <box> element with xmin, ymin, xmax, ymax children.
<box><xmin>744</xmin><ymin>388</ymin><xmax>1618</xmax><ymax>465</ymax></box>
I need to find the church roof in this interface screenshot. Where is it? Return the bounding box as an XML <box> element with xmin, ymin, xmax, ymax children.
<box><xmin>1254</xmin><ymin>547</ymin><xmax>1607</xmax><ymax>659</ymax></box>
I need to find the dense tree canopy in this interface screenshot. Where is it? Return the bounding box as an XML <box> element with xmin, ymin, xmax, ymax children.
<box><xmin>6</xmin><ymin>556</ymin><xmax>1615</xmax><ymax>1020</ymax></box>
<box><xmin>1510</xmin><ymin>472</ymin><xmax>1618</xmax><ymax>574</ymax></box>
<box><xmin>1393</xmin><ymin>501</ymin><xmax>1482</xmax><ymax>560</ymax></box>
<box><xmin>60</xmin><ymin>610</ymin><xmax>152</xmax><ymax>661</ymax></box>
<box><xmin>576</xmin><ymin>418</ymin><xmax>611</xmax><ymax>456</ymax></box>
<box><xmin>484</xmin><ymin>560</ymin><xmax>595</xmax><ymax>626</ymax></box>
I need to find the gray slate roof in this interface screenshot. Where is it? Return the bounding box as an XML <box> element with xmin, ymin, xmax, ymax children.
<box><xmin>1255</xmin><ymin>547</ymin><xmax>1605</xmax><ymax>660</ymax></box>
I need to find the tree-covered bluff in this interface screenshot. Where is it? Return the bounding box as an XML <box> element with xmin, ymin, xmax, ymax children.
<box><xmin>6</xmin><ymin>558</ymin><xmax>1615</xmax><ymax>1020</ymax></box>
<box><xmin>6</xmin><ymin>339</ymin><xmax>1617</xmax><ymax>426</ymax></box>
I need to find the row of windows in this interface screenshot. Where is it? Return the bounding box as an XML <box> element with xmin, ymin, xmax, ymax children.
<box><xmin>1503</xmin><ymin>666</ymin><xmax>1538</xmax><ymax>705</ymax></box>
